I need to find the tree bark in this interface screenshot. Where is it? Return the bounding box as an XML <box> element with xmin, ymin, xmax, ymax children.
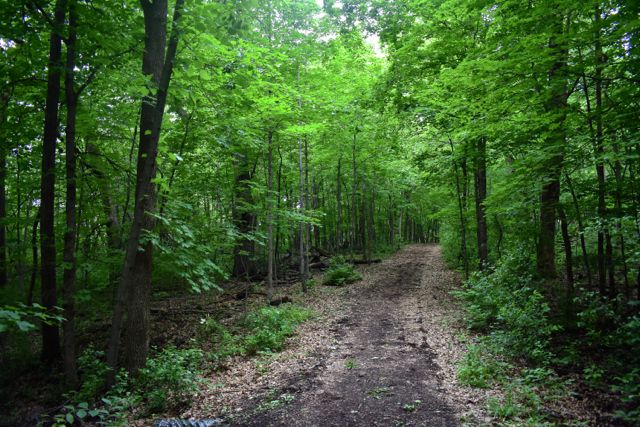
<box><xmin>474</xmin><ymin>137</ymin><xmax>488</xmax><ymax>269</ymax></box>
<box><xmin>536</xmin><ymin>18</ymin><xmax>568</xmax><ymax>279</ymax></box>
<box><xmin>28</xmin><ymin>210</ymin><xmax>40</xmax><ymax>306</ymax></box>
<box><xmin>565</xmin><ymin>172</ymin><xmax>592</xmax><ymax>286</ymax></box>
<box><xmin>304</xmin><ymin>138</ymin><xmax>310</xmax><ymax>277</ymax></box>
<box><xmin>62</xmin><ymin>0</ymin><xmax>78</xmax><ymax>386</ymax></box>
<box><xmin>231</xmin><ymin>150</ymin><xmax>257</xmax><ymax>279</ymax></box>
<box><xmin>449</xmin><ymin>138</ymin><xmax>469</xmax><ymax>278</ymax></box>
<box><xmin>267</xmin><ymin>130</ymin><xmax>274</xmax><ymax>302</ymax></box>
<box><xmin>40</xmin><ymin>0</ymin><xmax>66</xmax><ymax>363</ymax></box>
<box><xmin>298</xmin><ymin>135</ymin><xmax>307</xmax><ymax>292</ymax></box>
<box><xmin>0</xmin><ymin>89</ymin><xmax>9</xmax><ymax>289</ymax></box>
<box><xmin>108</xmin><ymin>0</ymin><xmax>184</xmax><ymax>376</ymax></box>
<box><xmin>336</xmin><ymin>155</ymin><xmax>342</xmax><ymax>249</ymax></box>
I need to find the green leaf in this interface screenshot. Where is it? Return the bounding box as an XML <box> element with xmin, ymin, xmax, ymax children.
<box><xmin>199</xmin><ymin>70</ymin><xmax>211</xmax><ymax>81</ymax></box>
<box><xmin>16</xmin><ymin>320</ymin><xmax>34</xmax><ymax>331</ymax></box>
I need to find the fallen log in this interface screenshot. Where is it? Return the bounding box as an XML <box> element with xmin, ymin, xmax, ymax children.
<box><xmin>348</xmin><ymin>258</ymin><xmax>382</xmax><ymax>265</ymax></box>
<box><xmin>269</xmin><ymin>296</ymin><xmax>292</xmax><ymax>306</ymax></box>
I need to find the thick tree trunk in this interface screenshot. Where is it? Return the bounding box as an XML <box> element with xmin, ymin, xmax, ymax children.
<box><xmin>62</xmin><ymin>0</ymin><xmax>78</xmax><ymax>386</ymax></box>
<box><xmin>474</xmin><ymin>137</ymin><xmax>488</xmax><ymax>269</ymax></box>
<box><xmin>107</xmin><ymin>0</ymin><xmax>183</xmax><ymax>376</ymax></box>
<box><xmin>40</xmin><ymin>0</ymin><xmax>66</xmax><ymax>363</ymax></box>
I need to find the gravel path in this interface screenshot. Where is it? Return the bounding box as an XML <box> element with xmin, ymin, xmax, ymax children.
<box><xmin>227</xmin><ymin>244</ymin><xmax>487</xmax><ymax>427</ymax></box>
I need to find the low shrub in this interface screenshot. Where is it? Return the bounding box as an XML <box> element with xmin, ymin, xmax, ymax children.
<box><xmin>134</xmin><ymin>347</ymin><xmax>204</xmax><ymax>414</ymax></box>
<box><xmin>76</xmin><ymin>346</ymin><xmax>111</xmax><ymax>403</ymax></box>
<box><xmin>322</xmin><ymin>256</ymin><xmax>363</xmax><ymax>286</ymax></box>
<box><xmin>457</xmin><ymin>342</ymin><xmax>509</xmax><ymax>388</ymax></box>
<box><xmin>242</xmin><ymin>304</ymin><xmax>312</xmax><ymax>354</ymax></box>
<box><xmin>454</xmin><ymin>250</ymin><xmax>559</xmax><ymax>363</ymax></box>
<box><xmin>198</xmin><ymin>317</ymin><xmax>245</xmax><ymax>362</ymax></box>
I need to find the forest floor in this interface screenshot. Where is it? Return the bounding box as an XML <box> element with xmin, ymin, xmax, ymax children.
<box><xmin>169</xmin><ymin>244</ymin><xmax>495</xmax><ymax>426</ymax></box>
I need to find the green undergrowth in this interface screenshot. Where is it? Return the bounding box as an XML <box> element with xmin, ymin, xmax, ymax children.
<box><xmin>322</xmin><ymin>256</ymin><xmax>363</xmax><ymax>286</ymax></box>
<box><xmin>200</xmin><ymin>303</ymin><xmax>313</xmax><ymax>361</ymax></box>
<box><xmin>454</xmin><ymin>250</ymin><xmax>640</xmax><ymax>425</ymax></box>
<box><xmin>43</xmin><ymin>303</ymin><xmax>312</xmax><ymax>425</ymax></box>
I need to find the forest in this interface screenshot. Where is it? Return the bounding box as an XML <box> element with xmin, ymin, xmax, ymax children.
<box><xmin>0</xmin><ymin>0</ymin><xmax>639</xmax><ymax>426</ymax></box>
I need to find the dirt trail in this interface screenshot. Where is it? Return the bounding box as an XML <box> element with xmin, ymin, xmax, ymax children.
<box><xmin>231</xmin><ymin>245</ymin><xmax>476</xmax><ymax>427</ymax></box>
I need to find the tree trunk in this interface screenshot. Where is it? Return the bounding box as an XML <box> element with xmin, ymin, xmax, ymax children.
<box><xmin>267</xmin><ymin>130</ymin><xmax>274</xmax><ymax>302</ymax></box>
<box><xmin>450</xmin><ymin>138</ymin><xmax>469</xmax><ymax>278</ymax></box>
<box><xmin>536</xmin><ymin>19</ymin><xmax>568</xmax><ymax>279</ymax></box>
<box><xmin>558</xmin><ymin>207</ymin><xmax>574</xmax><ymax>287</ymax></box>
<box><xmin>565</xmin><ymin>172</ymin><xmax>592</xmax><ymax>286</ymax></box>
<box><xmin>108</xmin><ymin>0</ymin><xmax>184</xmax><ymax>376</ymax></box>
<box><xmin>612</xmin><ymin>147</ymin><xmax>630</xmax><ymax>298</ymax></box>
<box><xmin>474</xmin><ymin>137</ymin><xmax>488</xmax><ymax>269</ymax></box>
<box><xmin>351</xmin><ymin>129</ymin><xmax>358</xmax><ymax>256</ymax></box>
<box><xmin>304</xmin><ymin>138</ymin><xmax>310</xmax><ymax>277</ymax></box>
<box><xmin>231</xmin><ymin>150</ymin><xmax>257</xmax><ymax>279</ymax></box>
<box><xmin>28</xmin><ymin>210</ymin><xmax>40</xmax><ymax>306</ymax></box>
<box><xmin>0</xmin><ymin>128</ymin><xmax>6</xmax><ymax>289</ymax></box>
<box><xmin>336</xmin><ymin>155</ymin><xmax>342</xmax><ymax>249</ymax></box>
<box><xmin>62</xmin><ymin>0</ymin><xmax>78</xmax><ymax>386</ymax></box>
<box><xmin>298</xmin><ymin>135</ymin><xmax>307</xmax><ymax>292</ymax></box>
<box><xmin>40</xmin><ymin>0</ymin><xmax>66</xmax><ymax>363</ymax></box>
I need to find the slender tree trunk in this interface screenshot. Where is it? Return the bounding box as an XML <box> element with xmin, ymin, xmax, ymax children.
<box><xmin>612</xmin><ymin>148</ymin><xmax>630</xmax><ymax>298</ymax></box>
<box><xmin>361</xmin><ymin>178</ymin><xmax>368</xmax><ymax>261</ymax></box>
<box><xmin>85</xmin><ymin>144</ymin><xmax>123</xmax><ymax>252</ymax></box>
<box><xmin>591</xmin><ymin>5</ymin><xmax>612</xmax><ymax>295</ymax></box>
<box><xmin>536</xmin><ymin>19</ymin><xmax>568</xmax><ymax>279</ymax></box>
<box><xmin>158</xmin><ymin>112</ymin><xmax>191</xmax><ymax>218</ymax></box>
<box><xmin>0</xmin><ymin>89</ymin><xmax>9</xmax><ymax>289</ymax></box>
<box><xmin>450</xmin><ymin>138</ymin><xmax>469</xmax><ymax>278</ymax></box>
<box><xmin>474</xmin><ymin>137</ymin><xmax>488</xmax><ymax>269</ymax></box>
<box><xmin>62</xmin><ymin>0</ymin><xmax>78</xmax><ymax>385</ymax></box>
<box><xmin>40</xmin><ymin>0</ymin><xmax>66</xmax><ymax>363</ymax></box>
<box><xmin>274</xmin><ymin>145</ymin><xmax>283</xmax><ymax>281</ymax></box>
<box><xmin>304</xmin><ymin>138</ymin><xmax>310</xmax><ymax>277</ymax></box>
<box><xmin>231</xmin><ymin>150</ymin><xmax>257</xmax><ymax>279</ymax></box>
<box><xmin>298</xmin><ymin>136</ymin><xmax>307</xmax><ymax>292</ymax></box>
<box><xmin>267</xmin><ymin>130</ymin><xmax>274</xmax><ymax>302</ymax></box>
<box><xmin>565</xmin><ymin>173</ymin><xmax>592</xmax><ymax>286</ymax></box>
<box><xmin>351</xmin><ymin>129</ymin><xmax>358</xmax><ymax>256</ymax></box>
<box><xmin>28</xmin><ymin>210</ymin><xmax>40</xmax><ymax>306</ymax></box>
<box><xmin>0</xmin><ymin>134</ymin><xmax>6</xmax><ymax>289</ymax></box>
<box><xmin>558</xmin><ymin>207</ymin><xmax>574</xmax><ymax>288</ymax></box>
<box><xmin>336</xmin><ymin>156</ymin><xmax>342</xmax><ymax>250</ymax></box>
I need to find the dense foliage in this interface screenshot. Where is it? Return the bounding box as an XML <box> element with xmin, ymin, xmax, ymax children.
<box><xmin>0</xmin><ymin>0</ymin><xmax>639</xmax><ymax>424</ymax></box>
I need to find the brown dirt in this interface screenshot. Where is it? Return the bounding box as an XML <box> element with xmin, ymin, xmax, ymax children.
<box><xmin>184</xmin><ymin>244</ymin><xmax>491</xmax><ymax>426</ymax></box>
